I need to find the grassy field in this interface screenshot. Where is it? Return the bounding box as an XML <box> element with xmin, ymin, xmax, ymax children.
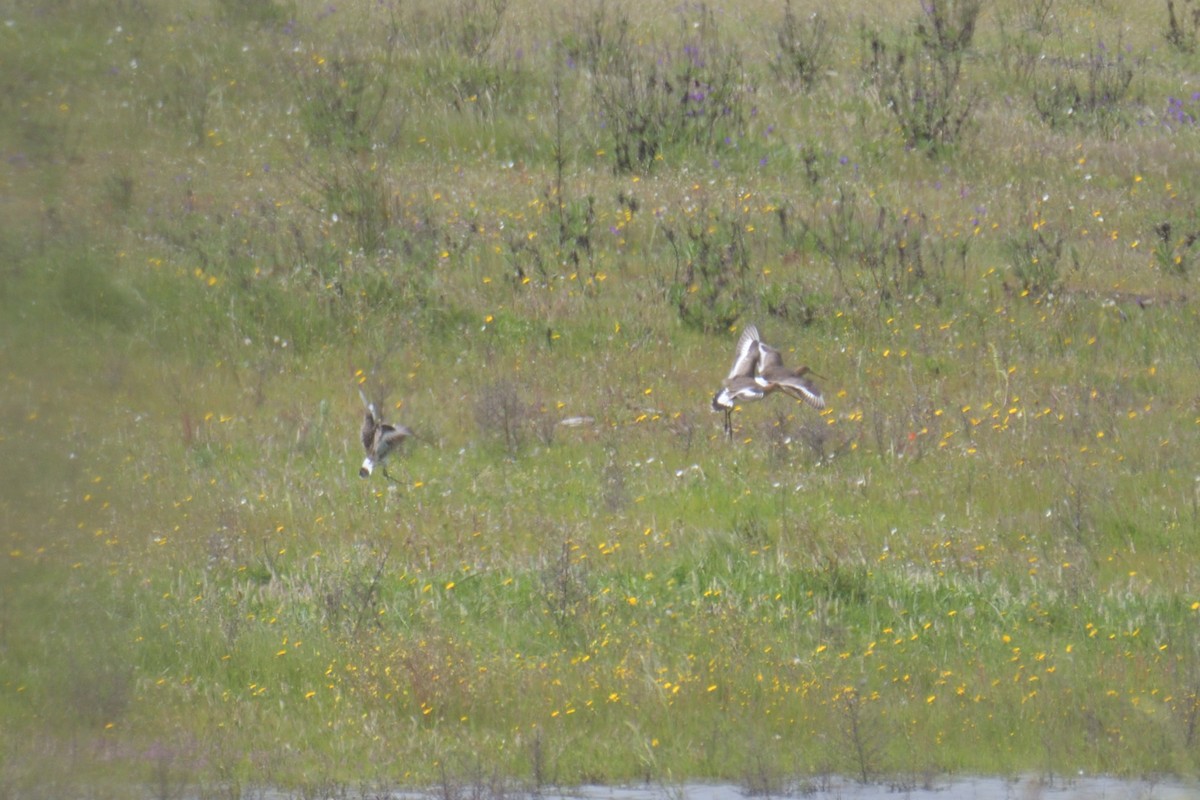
<box><xmin>3</xmin><ymin>0</ymin><xmax>1200</xmax><ymax>795</ymax></box>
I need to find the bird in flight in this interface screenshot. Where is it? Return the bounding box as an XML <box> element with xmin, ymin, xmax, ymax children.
<box><xmin>359</xmin><ymin>387</ymin><xmax>413</xmax><ymax>481</ymax></box>
<box><xmin>711</xmin><ymin>324</ymin><xmax>824</xmax><ymax>438</ymax></box>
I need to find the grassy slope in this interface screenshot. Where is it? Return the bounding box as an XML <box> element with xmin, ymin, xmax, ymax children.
<box><xmin>3</xmin><ymin>0</ymin><xmax>1200</xmax><ymax>794</ymax></box>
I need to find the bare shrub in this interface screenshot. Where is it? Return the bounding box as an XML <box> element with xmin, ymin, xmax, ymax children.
<box><xmin>474</xmin><ymin>379</ymin><xmax>530</xmax><ymax>455</ymax></box>
<box><xmin>1152</xmin><ymin>219</ymin><xmax>1200</xmax><ymax>277</ymax></box>
<box><xmin>665</xmin><ymin>207</ymin><xmax>752</xmax><ymax>333</ymax></box>
<box><xmin>1005</xmin><ymin>218</ymin><xmax>1074</xmax><ymax>297</ymax></box>
<box><xmin>837</xmin><ymin>686</ymin><xmax>885</xmax><ymax>783</ymax></box>
<box><xmin>1166</xmin><ymin>0</ymin><xmax>1200</xmax><ymax>52</ymax></box>
<box><xmin>793</xmin><ymin>188</ymin><xmax>972</xmax><ymax>312</ymax></box>
<box><xmin>771</xmin><ymin>3</ymin><xmax>832</xmax><ymax>91</ymax></box>
<box><xmin>1030</xmin><ymin>38</ymin><xmax>1139</xmax><ymax>134</ymax></box>
<box><xmin>863</xmin><ymin>0</ymin><xmax>981</xmax><ymax>152</ymax></box>
<box><xmin>591</xmin><ymin>2</ymin><xmax>750</xmax><ymax>173</ymax></box>
<box><xmin>289</xmin><ymin>30</ymin><xmax>399</xmax><ymax>155</ymax></box>
<box><xmin>540</xmin><ymin>538</ymin><xmax>593</xmax><ymax>638</ymax></box>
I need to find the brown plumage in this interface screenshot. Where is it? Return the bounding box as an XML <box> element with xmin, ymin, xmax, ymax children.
<box><xmin>359</xmin><ymin>388</ymin><xmax>413</xmax><ymax>481</ymax></box>
<box><xmin>711</xmin><ymin>324</ymin><xmax>825</xmax><ymax>438</ymax></box>
<box><xmin>711</xmin><ymin>324</ymin><xmax>767</xmax><ymax>438</ymax></box>
<box><xmin>754</xmin><ymin>341</ymin><xmax>825</xmax><ymax>410</ymax></box>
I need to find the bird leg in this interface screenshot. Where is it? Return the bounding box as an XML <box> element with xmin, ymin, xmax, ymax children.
<box><xmin>382</xmin><ymin>463</ymin><xmax>414</xmax><ymax>485</ymax></box>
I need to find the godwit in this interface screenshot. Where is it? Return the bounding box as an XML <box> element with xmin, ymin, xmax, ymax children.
<box><xmin>358</xmin><ymin>388</ymin><xmax>413</xmax><ymax>481</ymax></box>
<box><xmin>711</xmin><ymin>324</ymin><xmax>766</xmax><ymax>438</ymax></box>
<box><xmin>754</xmin><ymin>340</ymin><xmax>826</xmax><ymax>411</ymax></box>
<box><xmin>712</xmin><ymin>324</ymin><xmax>826</xmax><ymax>438</ymax></box>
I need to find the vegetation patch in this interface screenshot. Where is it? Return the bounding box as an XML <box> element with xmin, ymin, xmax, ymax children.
<box><xmin>3</xmin><ymin>0</ymin><xmax>1200</xmax><ymax>795</ymax></box>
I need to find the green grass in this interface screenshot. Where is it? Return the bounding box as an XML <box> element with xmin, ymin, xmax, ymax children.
<box><xmin>4</xmin><ymin>0</ymin><xmax>1200</xmax><ymax>795</ymax></box>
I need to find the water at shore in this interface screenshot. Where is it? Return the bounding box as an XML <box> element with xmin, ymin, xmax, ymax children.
<box><xmin>281</xmin><ymin>775</ymin><xmax>1197</xmax><ymax>800</ymax></box>
<box><xmin>530</xmin><ymin>777</ymin><xmax>1192</xmax><ymax>800</ymax></box>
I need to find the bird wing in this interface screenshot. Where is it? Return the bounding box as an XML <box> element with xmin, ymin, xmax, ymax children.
<box><xmin>361</xmin><ymin>411</ymin><xmax>378</xmax><ymax>452</ymax></box>
<box><xmin>756</xmin><ymin>341</ymin><xmax>785</xmax><ymax>372</ymax></box>
<box><xmin>775</xmin><ymin>375</ymin><xmax>825</xmax><ymax>410</ymax></box>
<box><xmin>726</xmin><ymin>324</ymin><xmax>761</xmax><ymax>380</ymax></box>
<box><xmin>358</xmin><ymin>386</ymin><xmax>387</xmax><ymax>449</ymax></box>
<box><xmin>378</xmin><ymin>424</ymin><xmax>413</xmax><ymax>448</ymax></box>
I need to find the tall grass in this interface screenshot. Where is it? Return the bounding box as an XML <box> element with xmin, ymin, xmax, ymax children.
<box><xmin>3</xmin><ymin>0</ymin><xmax>1200</xmax><ymax>795</ymax></box>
